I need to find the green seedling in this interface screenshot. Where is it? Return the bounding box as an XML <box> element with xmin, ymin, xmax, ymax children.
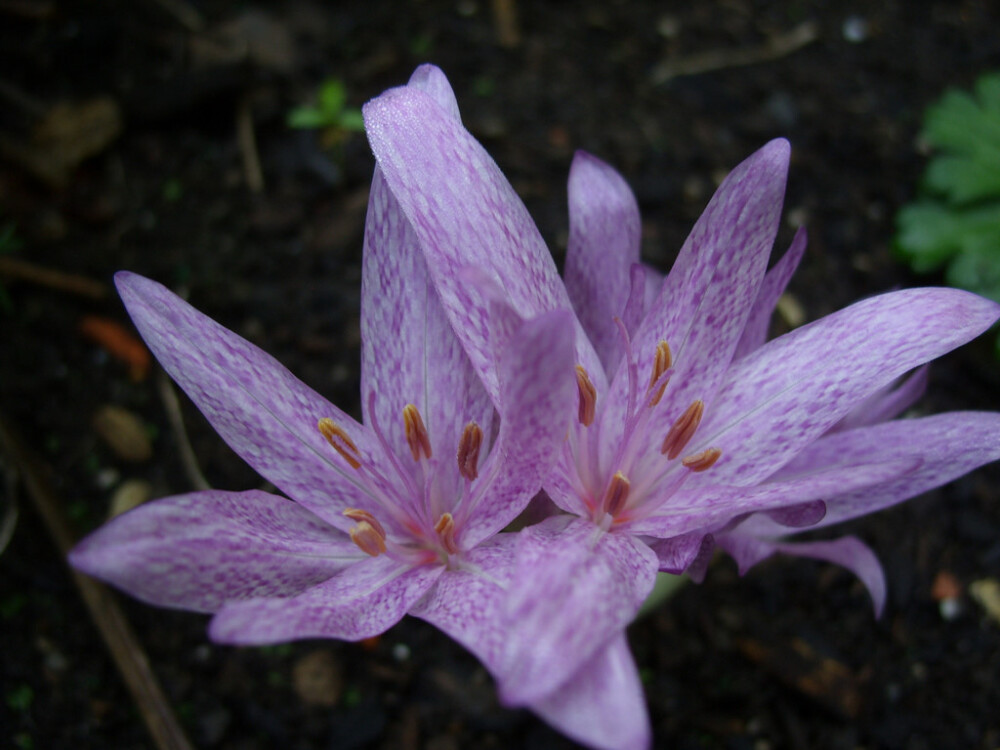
<box><xmin>287</xmin><ymin>79</ymin><xmax>365</xmax><ymax>138</ymax></box>
<box><xmin>895</xmin><ymin>72</ymin><xmax>1000</xmax><ymax>351</ymax></box>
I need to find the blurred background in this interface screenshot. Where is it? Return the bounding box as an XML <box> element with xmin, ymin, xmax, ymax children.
<box><xmin>2</xmin><ymin>1</ymin><xmax>1000</xmax><ymax>748</ymax></box>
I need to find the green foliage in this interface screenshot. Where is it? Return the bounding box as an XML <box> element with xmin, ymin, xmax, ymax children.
<box><xmin>895</xmin><ymin>73</ymin><xmax>1000</xmax><ymax>351</ymax></box>
<box><xmin>287</xmin><ymin>79</ymin><xmax>365</xmax><ymax>134</ymax></box>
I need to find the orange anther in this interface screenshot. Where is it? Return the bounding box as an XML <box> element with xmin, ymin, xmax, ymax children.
<box><xmin>647</xmin><ymin>340</ymin><xmax>672</xmax><ymax>406</ymax></box>
<box><xmin>575</xmin><ymin>365</ymin><xmax>597</xmax><ymax>427</ymax></box>
<box><xmin>434</xmin><ymin>512</ymin><xmax>460</xmax><ymax>554</ymax></box>
<box><xmin>602</xmin><ymin>471</ymin><xmax>631</xmax><ymax>517</ymax></box>
<box><xmin>456</xmin><ymin>422</ymin><xmax>484</xmax><ymax>481</ymax></box>
<box><xmin>681</xmin><ymin>447</ymin><xmax>721</xmax><ymax>473</ymax></box>
<box><xmin>318</xmin><ymin>418</ymin><xmax>362</xmax><ymax>469</ymax></box>
<box><xmin>349</xmin><ymin>521</ymin><xmax>387</xmax><ymax>556</ymax></box>
<box><xmin>661</xmin><ymin>400</ymin><xmax>705</xmax><ymax>460</ymax></box>
<box><xmin>343</xmin><ymin>507</ymin><xmax>386</xmax><ymax>539</ymax></box>
<box><xmin>403</xmin><ymin>404</ymin><xmax>433</xmax><ymax>461</ymax></box>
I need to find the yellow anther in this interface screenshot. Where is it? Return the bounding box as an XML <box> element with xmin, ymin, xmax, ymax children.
<box><xmin>318</xmin><ymin>418</ymin><xmax>362</xmax><ymax>469</ymax></box>
<box><xmin>602</xmin><ymin>471</ymin><xmax>631</xmax><ymax>517</ymax></box>
<box><xmin>575</xmin><ymin>365</ymin><xmax>597</xmax><ymax>427</ymax></box>
<box><xmin>661</xmin><ymin>400</ymin><xmax>705</xmax><ymax>460</ymax></box>
<box><xmin>434</xmin><ymin>512</ymin><xmax>460</xmax><ymax>554</ymax></box>
<box><xmin>343</xmin><ymin>507</ymin><xmax>386</xmax><ymax>539</ymax></box>
<box><xmin>403</xmin><ymin>404</ymin><xmax>433</xmax><ymax>461</ymax></box>
<box><xmin>349</xmin><ymin>521</ymin><xmax>387</xmax><ymax>557</ymax></box>
<box><xmin>681</xmin><ymin>447</ymin><xmax>722</xmax><ymax>473</ymax></box>
<box><xmin>456</xmin><ymin>422</ymin><xmax>484</xmax><ymax>481</ymax></box>
<box><xmin>647</xmin><ymin>340</ymin><xmax>672</xmax><ymax>406</ymax></box>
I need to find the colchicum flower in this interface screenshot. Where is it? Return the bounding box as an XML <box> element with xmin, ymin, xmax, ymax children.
<box><xmin>363</xmin><ymin>66</ymin><xmax>1000</xmax><ymax>747</ymax></box>
<box><xmin>69</xmin><ymin>66</ymin><xmax>651</xmax><ymax>749</ymax></box>
<box><xmin>69</xmin><ymin>66</ymin><xmax>584</xmax><ymax>681</ymax></box>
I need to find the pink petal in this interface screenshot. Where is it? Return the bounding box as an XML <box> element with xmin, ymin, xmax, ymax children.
<box><xmin>68</xmin><ymin>490</ymin><xmax>357</xmax><ymax>613</ymax></box>
<box><xmin>533</xmin><ymin>635</ymin><xmax>651</xmax><ymax>750</ymax></box>
<box><xmin>363</xmin><ymin>85</ymin><xmax>605</xmax><ymax>400</ymax></box>
<box><xmin>693</xmin><ymin>288</ymin><xmax>1000</xmax><ymax>486</ymax></box>
<box><xmin>498</xmin><ymin>517</ymin><xmax>658</xmax><ymax>705</ymax></box>
<box><xmin>734</xmin><ymin>226</ymin><xmax>807</xmax><ymax>359</ymax></box>
<box><xmin>564</xmin><ymin>151</ymin><xmax>641</xmax><ymax>375</ymax></box>
<box><xmin>115</xmin><ymin>272</ymin><xmax>373</xmax><ymax>529</ymax></box>
<box><xmin>208</xmin><ymin>555</ymin><xmax>444</xmax><ymax>644</ymax></box>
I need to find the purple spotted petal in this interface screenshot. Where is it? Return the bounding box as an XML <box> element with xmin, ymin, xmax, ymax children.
<box><xmin>602</xmin><ymin>140</ymin><xmax>790</xmax><ymax>448</ymax></box>
<box><xmin>692</xmin><ymin>288</ymin><xmax>1000</xmax><ymax>486</ymax></box>
<box><xmin>533</xmin><ymin>635</ymin><xmax>651</xmax><ymax>750</ymax></box>
<box><xmin>564</xmin><ymin>150</ymin><xmax>641</xmax><ymax>375</ymax></box>
<box><xmin>832</xmin><ymin>365</ymin><xmax>929</xmax><ymax>433</ymax></box>
<box><xmin>363</xmin><ymin>85</ymin><xmax>605</xmax><ymax>400</ymax></box>
<box><xmin>461</xmin><ymin>310</ymin><xmax>577</xmax><ymax>547</ymax></box>
<box><xmin>361</xmin><ymin>171</ymin><xmax>494</xmax><ymax>464</ymax></box>
<box><xmin>116</xmin><ymin>272</ymin><xmax>372</xmax><ymax>530</ymax></box>
<box><xmin>718</xmin><ymin>534</ymin><xmax>887</xmax><ymax>616</ymax></box>
<box><xmin>647</xmin><ymin>531</ymin><xmax>715</xmax><ymax>576</ymax></box>
<box><xmin>69</xmin><ymin>490</ymin><xmax>357</xmax><ymax>613</ymax></box>
<box><xmin>498</xmin><ymin>516</ymin><xmax>657</xmax><ymax>705</ymax></box>
<box><xmin>208</xmin><ymin>555</ymin><xmax>444</xmax><ymax>644</ymax></box>
<box><xmin>628</xmin><ymin>456</ymin><xmax>913</xmax><ymax>538</ymax></box>
<box><xmin>410</xmin><ymin>534</ymin><xmax>517</xmax><ymax>668</ymax></box>
<box><xmin>734</xmin><ymin>226</ymin><xmax>807</xmax><ymax>359</ymax></box>
<box><xmin>360</xmin><ymin>70</ymin><xmax>493</xmax><ymax>463</ymax></box>
<box><xmin>738</xmin><ymin>411</ymin><xmax>1000</xmax><ymax>536</ymax></box>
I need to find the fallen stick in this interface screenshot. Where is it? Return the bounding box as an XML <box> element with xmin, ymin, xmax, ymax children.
<box><xmin>650</xmin><ymin>21</ymin><xmax>819</xmax><ymax>85</ymax></box>
<box><xmin>0</xmin><ymin>256</ymin><xmax>108</xmax><ymax>299</ymax></box>
<box><xmin>0</xmin><ymin>409</ymin><xmax>194</xmax><ymax>750</ymax></box>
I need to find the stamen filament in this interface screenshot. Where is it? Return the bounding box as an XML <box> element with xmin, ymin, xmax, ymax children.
<box><xmin>575</xmin><ymin>365</ymin><xmax>597</xmax><ymax>427</ymax></box>
<box><xmin>661</xmin><ymin>400</ymin><xmax>705</xmax><ymax>460</ymax></box>
<box><xmin>682</xmin><ymin>447</ymin><xmax>722</xmax><ymax>472</ymax></box>
<box><xmin>403</xmin><ymin>404</ymin><xmax>433</xmax><ymax>461</ymax></box>
<box><xmin>318</xmin><ymin>418</ymin><xmax>362</xmax><ymax>469</ymax></box>
<box><xmin>456</xmin><ymin>422</ymin><xmax>484</xmax><ymax>481</ymax></box>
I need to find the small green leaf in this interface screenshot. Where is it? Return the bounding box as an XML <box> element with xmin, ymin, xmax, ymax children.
<box><xmin>339</xmin><ymin>109</ymin><xmax>365</xmax><ymax>132</ymax></box>
<box><xmin>318</xmin><ymin>80</ymin><xmax>347</xmax><ymax>117</ymax></box>
<box><xmin>287</xmin><ymin>107</ymin><xmax>330</xmax><ymax>129</ymax></box>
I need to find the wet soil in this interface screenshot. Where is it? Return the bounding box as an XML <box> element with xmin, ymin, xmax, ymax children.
<box><xmin>2</xmin><ymin>1</ymin><xmax>1000</xmax><ymax>748</ymax></box>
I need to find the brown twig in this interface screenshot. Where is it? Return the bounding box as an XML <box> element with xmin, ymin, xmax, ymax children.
<box><xmin>490</xmin><ymin>0</ymin><xmax>521</xmax><ymax>48</ymax></box>
<box><xmin>0</xmin><ymin>256</ymin><xmax>109</xmax><ymax>299</ymax></box>
<box><xmin>237</xmin><ymin>96</ymin><xmax>265</xmax><ymax>194</ymax></box>
<box><xmin>650</xmin><ymin>22</ymin><xmax>820</xmax><ymax>85</ymax></box>
<box><xmin>156</xmin><ymin>369</ymin><xmax>211</xmax><ymax>492</ymax></box>
<box><xmin>0</xmin><ymin>409</ymin><xmax>195</xmax><ymax>750</ymax></box>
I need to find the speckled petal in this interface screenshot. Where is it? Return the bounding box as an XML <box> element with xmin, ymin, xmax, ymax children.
<box><xmin>602</xmin><ymin>140</ymin><xmax>789</xmax><ymax>447</ymax></box>
<box><xmin>207</xmin><ymin>554</ymin><xmax>444</xmax><ymax>644</ymax></box>
<box><xmin>740</xmin><ymin>411</ymin><xmax>1000</xmax><ymax>536</ymax></box>
<box><xmin>360</xmin><ymin>68</ymin><xmax>493</xmax><ymax>464</ymax></box>
<box><xmin>533</xmin><ymin>635</ymin><xmax>651</xmax><ymax>750</ymax></box>
<box><xmin>718</xmin><ymin>534</ymin><xmax>887</xmax><ymax>616</ymax></box>
<box><xmin>363</xmin><ymin>85</ymin><xmax>605</xmax><ymax>400</ymax></box>
<box><xmin>410</xmin><ymin>534</ymin><xmax>517</xmax><ymax>668</ymax></box>
<box><xmin>68</xmin><ymin>490</ymin><xmax>357</xmax><ymax>613</ymax></box>
<box><xmin>734</xmin><ymin>226</ymin><xmax>807</xmax><ymax>359</ymax></box>
<box><xmin>460</xmin><ymin>310</ymin><xmax>577</xmax><ymax>547</ymax></box>
<box><xmin>498</xmin><ymin>516</ymin><xmax>657</xmax><ymax>705</ymax></box>
<box><xmin>628</xmin><ymin>456</ymin><xmax>912</xmax><ymax>538</ymax></box>
<box><xmin>832</xmin><ymin>365</ymin><xmax>928</xmax><ymax>432</ymax></box>
<box><xmin>564</xmin><ymin>151</ymin><xmax>641</xmax><ymax>374</ymax></box>
<box><xmin>692</xmin><ymin>288</ymin><xmax>1000</xmax><ymax>486</ymax></box>
<box><xmin>115</xmin><ymin>272</ymin><xmax>372</xmax><ymax>530</ymax></box>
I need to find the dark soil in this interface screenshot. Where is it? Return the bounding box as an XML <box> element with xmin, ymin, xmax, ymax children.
<box><xmin>3</xmin><ymin>2</ymin><xmax>1000</xmax><ymax>749</ymax></box>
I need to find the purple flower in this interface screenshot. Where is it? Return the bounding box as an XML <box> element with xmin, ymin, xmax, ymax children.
<box><xmin>68</xmin><ymin>71</ymin><xmax>582</xmax><ymax>656</ymax></box>
<box><xmin>362</xmin><ymin>67</ymin><xmax>1000</xmax><ymax>741</ymax></box>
